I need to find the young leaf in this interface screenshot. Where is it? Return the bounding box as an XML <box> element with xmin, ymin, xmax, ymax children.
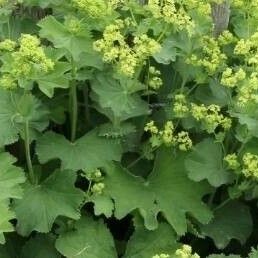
<box><xmin>200</xmin><ymin>201</ymin><xmax>252</xmax><ymax>249</ymax></box>
<box><xmin>36</xmin><ymin>130</ymin><xmax>122</xmax><ymax>172</ymax></box>
<box><xmin>13</xmin><ymin>170</ymin><xmax>84</xmax><ymax>236</ymax></box>
<box><xmin>0</xmin><ymin>90</ymin><xmax>49</xmax><ymax>146</ymax></box>
<box><xmin>91</xmin><ymin>148</ymin><xmax>212</xmax><ymax>235</ymax></box>
<box><xmin>21</xmin><ymin>234</ymin><xmax>61</xmax><ymax>258</ymax></box>
<box><xmin>55</xmin><ymin>216</ymin><xmax>117</xmax><ymax>258</ymax></box>
<box><xmin>38</xmin><ymin>16</ymin><xmax>93</xmax><ymax>61</ymax></box>
<box><xmin>124</xmin><ymin>222</ymin><xmax>178</xmax><ymax>258</ymax></box>
<box><xmin>185</xmin><ymin>138</ymin><xmax>233</xmax><ymax>187</ymax></box>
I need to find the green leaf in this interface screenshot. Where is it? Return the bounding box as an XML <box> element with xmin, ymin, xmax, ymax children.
<box><xmin>0</xmin><ymin>201</ymin><xmax>15</xmax><ymax>245</ymax></box>
<box><xmin>154</xmin><ymin>37</ymin><xmax>177</xmax><ymax>64</ymax></box>
<box><xmin>21</xmin><ymin>234</ymin><xmax>61</xmax><ymax>258</ymax></box>
<box><xmin>195</xmin><ymin>80</ymin><xmax>230</xmax><ymax>107</ymax></box>
<box><xmin>124</xmin><ymin>222</ymin><xmax>178</xmax><ymax>258</ymax></box>
<box><xmin>0</xmin><ymin>90</ymin><xmax>49</xmax><ymax>146</ymax></box>
<box><xmin>36</xmin><ymin>130</ymin><xmax>122</xmax><ymax>172</ymax></box>
<box><xmin>38</xmin><ymin>16</ymin><xmax>93</xmax><ymax>61</ymax></box>
<box><xmin>185</xmin><ymin>138</ymin><xmax>232</xmax><ymax>187</ymax></box>
<box><xmin>34</xmin><ymin>62</ymin><xmax>70</xmax><ymax>98</ymax></box>
<box><xmin>0</xmin><ymin>152</ymin><xmax>25</xmax><ymax>201</ymax></box>
<box><xmin>208</xmin><ymin>255</ymin><xmax>240</xmax><ymax>258</ymax></box>
<box><xmin>91</xmin><ymin>149</ymin><xmax>212</xmax><ymax>235</ymax></box>
<box><xmin>0</xmin><ymin>152</ymin><xmax>25</xmax><ymax>244</ymax></box>
<box><xmin>200</xmin><ymin>201</ymin><xmax>252</xmax><ymax>249</ymax></box>
<box><xmin>91</xmin><ymin>74</ymin><xmax>149</xmax><ymax>123</ymax></box>
<box><xmin>13</xmin><ymin>170</ymin><xmax>84</xmax><ymax>236</ymax></box>
<box><xmin>55</xmin><ymin>216</ymin><xmax>117</xmax><ymax>258</ymax></box>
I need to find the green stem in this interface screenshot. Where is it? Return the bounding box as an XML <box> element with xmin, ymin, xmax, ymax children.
<box><xmin>157</xmin><ymin>23</ymin><xmax>169</xmax><ymax>42</ymax></box>
<box><xmin>129</xmin><ymin>7</ymin><xmax>137</xmax><ymax>25</ymax></box>
<box><xmin>213</xmin><ymin>198</ymin><xmax>231</xmax><ymax>211</ymax></box>
<box><xmin>83</xmin><ymin>83</ymin><xmax>90</xmax><ymax>126</ymax></box>
<box><xmin>24</xmin><ymin>120</ymin><xmax>35</xmax><ymax>184</ymax></box>
<box><xmin>70</xmin><ymin>58</ymin><xmax>77</xmax><ymax>142</ymax></box>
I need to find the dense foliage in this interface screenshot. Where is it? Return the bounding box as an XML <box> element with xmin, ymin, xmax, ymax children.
<box><xmin>0</xmin><ymin>0</ymin><xmax>258</xmax><ymax>257</ymax></box>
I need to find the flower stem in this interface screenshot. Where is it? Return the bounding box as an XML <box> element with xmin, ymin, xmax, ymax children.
<box><xmin>24</xmin><ymin>120</ymin><xmax>35</xmax><ymax>184</ymax></box>
<box><xmin>70</xmin><ymin>57</ymin><xmax>77</xmax><ymax>142</ymax></box>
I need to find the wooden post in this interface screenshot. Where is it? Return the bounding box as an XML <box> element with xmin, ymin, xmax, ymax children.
<box><xmin>211</xmin><ymin>1</ymin><xmax>231</xmax><ymax>37</ymax></box>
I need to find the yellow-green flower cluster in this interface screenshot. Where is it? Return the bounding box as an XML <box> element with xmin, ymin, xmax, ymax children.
<box><xmin>0</xmin><ymin>39</ymin><xmax>16</xmax><ymax>52</ymax></box>
<box><xmin>147</xmin><ymin>0</ymin><xmax>195</xmax><ymax>34</ymax></box>
<box><xmin>93</xmin><ymin>20</ymin><xmax>161</xmax><ymax>76</ymax></box>
<box><xmin>11</xmin><ymin>34</ymin><xmax>54</xmax><ymax>77</ymax></box>
<box><xmin>65</xmin><ymin>16</ymin><xmax>83</xmax><ymax>35</ymax></box>
<box><xmin>84</xmin><ymin>169</ymin><xmax>105</xmax><ymax>195</ymax></box>
<box><xmin>148</xmin><ymin>66</ymin><xmax>163</xmax><ymax>90</ymax></box>
<box><xmin>144</xmin><ymin>120</ymin><xmax>192</xmax><ymax>151</ymax></box>
<box><xmin>231</xmin><ymin>0</ymin><xmax>258</xmax><ymax>17</ymax></box>
<box><xmin>173</xmin><ymin>94</ymin><xmax>189</xmax><ymax>118</ymax></box>
<box><xmin>242</xmin><ymin>153</ymin><xmax>258</xmax><ymax>179</ymax></box>
<box><xmin>72</xmin><ymin>0</ymin><xmax>107</xmax><ymax>18</ymax></box>
<box><xmin>152</xmin><ymin>254</ymin><xmax>170</xmax><ymax>258</ymax></box>
<box><xmin>183</xmin><ymin>0</ymin><xmax>211</xmax><ymax>16</ymax></box>
<box><xmin>237</xmin><ymin>72</ymin><xmax>258</xmax><ymax>106</ymax></box>
<box><xmin>175</xmin><ymin>245</ymin><xmax>200</xmax><ymax>258</ymax></box>
<box><xmin>176</xmin><ymin>131</ymin><xmax>193</xmax><ymax>151</ymax></box>
<box><xmin>218</xmin><ymin>30</ymin><xmax>236</xmax><ymax>46</ymax></box>
<box><xmin>0</xmin><ymin>74</ymin><xmax>17</xmax><ymax>90</ymax></box>
<box><xmin>221</xmin><ymin>67</ymin><xmax>246</xmax><ymax>88</ymax></box>
<box><xmin>224</xmin><ymin>153</ymin><xmax>240</xmax><ymax>170</ymax></box>
<box><xmin>191</xmin><ymin>103</ymin><xmax>231</xmax><ymax>133</ymax></box>
<box><xmin>187</xmin><ymin>37</ymin><xmax>227</xmax><ymax>75</ymax></box>
<box><xmin>72</xmin><ymin>0</ymin><xmax>124</xmax><ymax>18</ymax></box>
<box><xmin>234</xmin><ymin>32</ymin><xmax>258</xmax><ymax>66</ymax></box>
<box><xmin>92</xmin><ymin>182</ymin><xmax>105</xmax><ymax>195</ymax></box>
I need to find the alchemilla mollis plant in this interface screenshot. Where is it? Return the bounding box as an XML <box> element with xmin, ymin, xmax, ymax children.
<box><xmin>0</xmin><ymin>0</ymin><xmax>258</xmax><ymax>257</ymax></box>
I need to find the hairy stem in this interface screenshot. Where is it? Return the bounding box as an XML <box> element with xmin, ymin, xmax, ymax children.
<box><xmin>24</xmin><ymin>120</ymin><xmax>35</xmax><ymax>184</ymax></box>
<box><xmin>83</xmin><ymin>83</ymin><xmax>91</xmax><ymax>126</ymax></box>
<box><xmin>70</xmin><ymin>57</ymin><xmax>77</xmax><ymax>142</ymax></box>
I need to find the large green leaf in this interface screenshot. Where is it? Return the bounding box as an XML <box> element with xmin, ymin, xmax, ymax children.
<box><xmin>91</xmin><ymin>148</ymin><xmax>212</xmax><ymax>235</ymax></box>
<box><xmin>185</xmin><ymin>138</ymin><xmax>232</xmax><ymax>187</ymax></box>
<box><xmin>200</xmin><ymin>201</ymin><xmax>252</xmax><ymax>249</ymax></box>
<box><xmin>36</xmin><ymin>130</ymin><xmax>122</xmax><ymax>172</ymax></box>
<box><xmin>0</xmin><ymin>90</ymin><xmax>49</xmax><ymax>146</ymax></box>
<box><xmin>91</xmin><ymin>74</ymin><xmax>149</xmax><ymax>123</ymax></box>
<box><xmin>124</xmin><ymin>222</ymin><xmax>178</xmax><ymax>258</ymax></box>
<box><xmin>38</xmin><ymin>16</ymin><xmax>93</xmax><ymax>61</ymax></box>
<box><xmin>21</xmin><ymin>234</ymin><xmax>61</xmax><ymax>258</ymax></box>
<box><xmin>0</xmin><ymin>152</ymin><xmax>25</xmax><ymax>244</ymax></box>
<box><xmin>13</xmin><ymin>170</ymin><xmax>84</xmax><ymax>236</ymax></box>
<box><xmin>208</xmin><ymin>255</ymin><xmax>240</xmax><ymax>258</ymax></box>
<box><xmin>0</xmin><ymin>201</ymin><xmax>15</xmax><ymax>245</ymax></box>
<box><xmin>55</xmin><ymin>216</ymin><xmax>117</xmax><ymax>258</ymax></box>
<box><xmin>0</xmin><ymin>152</ymin><xmax>25</xmax><ymax>201</ymax></box>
